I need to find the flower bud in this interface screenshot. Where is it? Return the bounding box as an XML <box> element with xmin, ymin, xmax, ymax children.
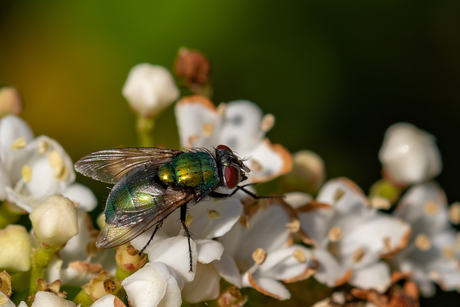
<box><xmin>82</xmin><ymin>271</ymin><xmax>121</xmax><ymax>301</ymax></box>
<box><xmin>0</xmin><ymin>87</ymin><xmax>22</xmax><ymax>117</ymax></box>
<box><xmin>379</xmin><ymin>123</ymin><xmax>442</xmax><ymax>185</ymax></box>
<box><xmin>0</xmin><ymin>225</ymin><xmax>33</xmax><ymax>272</ymax></box>
<box><xmin>31</xmin><ymin>291</ymin><xmax>76</xmax><ymax>307</ymax></box>
<box><xmin>0</xmin><ymin>271</ymin><xmax>12</xmax><ymax>297</ymax></box>
<box><xmin>30</xmin><ymin>194</ymin><xmax>79</xmax><ymax>246</ymax></box>
<box><xmin>122</xmin><ymin>63</ymin><xmax>180</xmax><ymax>118</ymax></box>
<box><xmin>281</xmin><ymin>150</ymin><xmax>325</xmax><ymax>195</ymax></box>
<box><xmin>174</xmin><ymin>48</ymin><xmax>211</xmax><ymax>88</ymax></box>
<box><xmin>115</xmin><ymin>243</ymin><xmax>147</xmax><ymax>277</ymax></box>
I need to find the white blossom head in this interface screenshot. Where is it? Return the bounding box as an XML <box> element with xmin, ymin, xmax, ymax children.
<box><xmin>31</xmin><ymin>291</ymin><xmax>76</xmax><ymax>307</ymax></box>
<box><xmin>30</xmin><ymin>194</ymin><xmax>79</xmax><ymax>246</ymax></box>
<box><xmin>379</xmin><ymin>123</ymin><xmax>442</xmax><ymax>185</ymax></box>
<box><xmin>122</xmin><ymin>63</ymin><xmax>180</xmax><ymax>118</ymax></box>
<box><xmin>0</xmin><ymin>225</ymin><xmax>33</xmax><ymax>272</ymax></box>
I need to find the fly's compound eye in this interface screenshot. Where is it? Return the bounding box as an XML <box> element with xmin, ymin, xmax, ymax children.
<box><xmin>224</xmin><ymin>165</ymin><xmax>240</xmax><ymax>189</ymax></box>
<box><xmin>217</xmin><ymin>144</ymin><xmax>233</xmax><ymax>152</ymax></box>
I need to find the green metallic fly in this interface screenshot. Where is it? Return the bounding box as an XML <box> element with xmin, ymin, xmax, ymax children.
<box><xmin>75</xmin><ymin>144</ymin><xmax>256</xmax><ymax>270</ymax></box>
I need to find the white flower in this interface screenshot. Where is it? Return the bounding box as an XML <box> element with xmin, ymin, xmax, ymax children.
<box><xmin>392</xmin><ymin>182</ymin><xmax>460</xmax><ymax>297</ymax></box>
<box><xmin>0</xmin><ymin>115</ymin><xmax>96</xmax><ymax>212</ymax></box>
<box><xmin>31</xmin><ymin>291</ymin><xmax>76</xmax><ymax>307</ymax></box>
<box><xmin>122</xmin><ymin>262</ymin><xmax>183</xmax><ymax>307</ymax></box>
<box><xmin>30</xmin><ymin>194</ymin><xmax>79</xmax><ymax>246</ymax></box>
<box><xmin>45</xmin><ymin>210</ymin><xmax>115</xmax><ymax>286</ymax></box>
<box><xmin>175</xmin><ymin>96</ymin><xmax>292</xmax><ymax>183</ymax></box>
<box><xmin>122</xmin><ymin>63</ymin><xmax>180</xmax><ymax>118</ymax></box>
<box><xmin>0</xmin><ymin>225</ymin><xmax>33</xmax><ymax>272</ymax></box>
<box><xmin>130</xmin><ymin>197</ymin><xmax>243</xmax><ymax>303</ymax></box>
<box><xmin>286</xmin><ymin>178</ymin><xmax>411</xmax><ymax>293</ymax></box>
<box><xmin>218</xmin><ymin>203</ymin><xmax>317</xmax><ymax>300</ymax></box>
<box><xmin>90</xmin><ymin>294</ymin><xmax>126</xmax><ymax>307</ymax></box>
<box><xmin>379</xmin><ymin>123</ymin><xmax>442</xmax><ymax>185</ymax></box>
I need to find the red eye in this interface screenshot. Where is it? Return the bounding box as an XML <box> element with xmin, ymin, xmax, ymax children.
<box><xmin>224</xmin><ymin>166</ymin><xmax>240</xmax><ymax>189</ymax></box>
<box><xmin>217</xmin><ymin>144</ymin><xmax>233</xmax><ymax>152</ymax></box>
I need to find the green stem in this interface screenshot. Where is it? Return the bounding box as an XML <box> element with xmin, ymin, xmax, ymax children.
<box><xmin>10</xmin><ymin>271</ymin><xmax>30</xmax><ymax>292</ymax></box>
<box><xmin>136</xmin><ymin>116</ymin><xmax>156</xmax><ymax>147</ymax></box>
<box><xmin>27</xmin><ymin>244</ymin><xmax>61</xmax><ymax>303</ymax></box>
<box><xmin>115</xmin><ymin>266</ymin><xmax>131</xmax><ymax>281</ymax></box>
<box><xmin>0</xmin><ymin>202</ymin><xmax>21</xmax><ymax>229</ymax></box>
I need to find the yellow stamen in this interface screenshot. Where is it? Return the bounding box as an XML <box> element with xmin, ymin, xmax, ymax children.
<box><xmin>260</xmin><ymin>114</ymin><xmax>275</xmax><ymax>132</ymax></box>
<box><xmin>293</xmin><ymin>249</ymin><xmax>306</xmax><ymax>263</ymax></box>
<box><xmin>333</xmin><ymin>188</ymin><xmax>345</xmax><ymax>202</ymax></box>
<box><xmin>443</xmin><ymin>246</ymin><xmax>454</xmax><ymax>259</ymax></box>
<box><xmin>185</xmin><ymin>214</ymin><xmax>193</xmax><ymax>228</ymax></box>
<box><xmin>38</xmin><ymin>140</ymin><xmax>49</xmax><ymax>154</ymax></box>
<box><xmin>22</xmin><ymin>165</ymin><xmax>32</xmax><ymax>183</ymax></box>
<box><xmin>449</xmin><ymin>202</ymin><xmax>460</xmax><ymax>225</ymax></box>
<box><xmin>10</xmin><ymin>138</ymin><xmax>26</xmax><ymax>150</ymax></box>
<box><xmin>252</xmin><ymin>248</ymin><xmax>267</xmax><ymax>265</ymax></box>
<box><xmin>286</xmin><ymin>219</ymin><xmax>300</xmax><ymax>233</ymax></box>
<box><xmin>202</xmin><ymin>122</ymin><xmax>214</xmax><ymax>137</ymax></box>
<box><xmin>415</xmin><ymin>234</ymin><xmax>431</xmax><ymax>251</ymax></box>
<box><xmin>353</xmin><ymin>248</ymin><xmax>365</xmax><ymax>262</ymax></box>
<box><xmin>207</xmin><ymin>209</ymin><xmax>221</xmax><ymax>220</ymax></box>
<box><xmin>49</xmin><ymin>150</ymin><xmax>68</xmax><ymax>180</ymax></box>
<box><xmin>424</xmin><ymin>201</ymin><xmax>439</xmax><ymax>216</ymax></box>
<box><xmin>370</xmin><ymin>196</ymin><xmax>391</xmax><ymax>210</ymax></box>
<box><xmin>328</xmin><ymin>227</ymin><xmax>343</xmax><ymax>242</ymax></box>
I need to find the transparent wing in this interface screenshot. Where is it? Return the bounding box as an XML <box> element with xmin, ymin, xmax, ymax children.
<box><xmin>75</xmin><ymin>147</ymin><xmax>182</xmax><ymax>184</ymax></box>
<box><xmin>96</xmin><ymin>185</ymin><xmax>196</xmax><ymax>249</ymax></box>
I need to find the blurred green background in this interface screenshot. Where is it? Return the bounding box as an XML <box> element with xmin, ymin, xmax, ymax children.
<box><xmin>1</xmin><ymin>0</ymin><xmax>460</xmax><ymax>305</ymax></box>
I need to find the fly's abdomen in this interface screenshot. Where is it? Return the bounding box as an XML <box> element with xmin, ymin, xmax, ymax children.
<box><xmin>158</xmin><ymin>152</ymin><xmax>219</xmax><ymax>190</ymax></box>
<box><xmin>106</xmin><ymin>175</ymin><xmax>163</xmax><ymax>224</ymax></box>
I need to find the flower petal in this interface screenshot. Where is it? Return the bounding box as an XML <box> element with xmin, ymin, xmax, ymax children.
<box><xmin>61</xmin><ymin>183</ymin><xmax>97</xmax><ymax>212</ymax></box>
<box><xmin>147</xmin><ymin>236</ymin><xmax>197</xmax><ymax>282</ymax></box>
<box><xmin>316</xmin><ymin>178</ymin><xmax>369</xmax><ymax>214</ymax></box>
<box><xmin>218</xmin><ymin>100</ymin><xmax>264</xmax><ymax>153</ymax></box>
<box><xmin>243</xmin><ymin>272</ymin><xmax>291</xmax><ymax>300</ymax></box>
<box><xmin>212</xmin><ymin>249</ymin><xmax>242</xmax><ymax>288</ymax></box>
<box><xmin>90</xmin><ymin>294</ymin><xmax>126</xmax><ymax>307</ymax></box>
<box><xmin>130</xmin><ymin>228</ymin><xmax>169</xmax><ymax>255</ymax></box>
<box><xmin>244</xmin><ymin>139</ymin><xmax>292</xmax><ymax>183</ymax></box>
<box><xmin>348</xmin><ymin>262</ymin><xmax>392</xmax><ymax>293</ymax></box>
<box><xmin>175</xmin><ymin>96</ymin><xmax>219</xmax><ymax>148</ymax></box>
<box><xmin>196</xmin><ymin>239</ymin><xmax>224</xmax><ymax>264</ymax></box>
<box><xmin>182</xmin><ymin>263</ymin><xmax>221</xmax><ymax>303</ymax></box>
<box><xmin>313</xmin><ymin>249</ymin><xmax>350</xmax><ymax>287</ymax></box>
<box><xmin>32</xmin><ymin>291</ymin><xmax>76</xmax><ymax>307</ymax></box>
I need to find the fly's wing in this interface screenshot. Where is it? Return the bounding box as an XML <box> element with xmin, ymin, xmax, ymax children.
<box><xmin>97</xmin><ymin>184</ymin><xmax>196</xmax><ymax>249</ymax></box>
<box><xmin>75</xmin><ymin>147</ymin><xmax>182</xmax><ymax>184</ymax></box>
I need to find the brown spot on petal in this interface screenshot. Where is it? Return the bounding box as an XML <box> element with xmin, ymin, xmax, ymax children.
<box><xmin>177</xmin><ymin>95</ymin><xmax>216</xmax><ymax>111</ymax></box>
<box><xmin>10</xmin><ymin>138</ymin><xmax>26</xmax><ymax>149</ymax></box>
<box><xmin>282</xmin><ymin>258</ymin><xmax>319</xmax><ymax>283</ymax></box>
<box><xmin>202</xmin><ymin>122</ymin><xmax>214</xmax><ymax>137</ymax></box>
<box><xmin>260</xmin><ymin>114</ymin><xmax>275</xmax><ymax>132</ymax></box>
<box><xmin>353</xmin><ymin>248</ymin><xmax>365</xmax><ymax>263</ymax></box>
<box><xmin>286</xmin><ymin>219</ymin><xmax>300</xmax><ymax>233</ymax></box>
<box><xmin>103</xmin><ymin>279</ymin><xmax>117</xmax><ymax>294</ymax></box>
<box><xmin>449</xmin><ymin>202</ymin><xmax>460</xmax><ymax>225</ymax></box>
<box><xmin>247</xmin><ymin>272</ymin><xmax>285</xmax><ymax>300</ymax></box>
<box><xmin>424</xmin><ymin>201</ymin><xmax>439</xmax><ymax>216</ymax></box>
<box><xmin>335</xmin><ymin>270</ymin><xmax>352</xmax><ymax>286</ymax></box>
<box><xmin>293</xmin><ymin>249</ymin><xmax>306</xmax><ymax>263</ymax></box>
<box><xmin>328</xmin><ymin>227</ymin><xmax>342</xmax><ymax>242</ymax></box>
<box><xmin>207</xmin><ymin>209</ymin><xmax>221</xmax><ymax>220</ymax></box>
<box><xmin>296</xmin><ymin>201</ymin><xmax>332</xmax><ymax>213</ymax></box>
<box><xmin>252</xmin><ymin>248</ymin><xmax>267</xmax><ymax>265</ymax></box>
<box><xmin>415</xmin><ymin>234</ymin><xmax>431</xmax><ymax>251</ymax></box>
<box><xmin>0</xmin><ymin>271</ymin><xmax>12</xmax><ymax>298</ymax></box>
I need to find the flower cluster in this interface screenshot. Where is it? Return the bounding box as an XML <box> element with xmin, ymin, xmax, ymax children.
<box><xmin>1</xmin><ymin>51</ymin><xmax>459</xmax><ymax>307</ymax></box>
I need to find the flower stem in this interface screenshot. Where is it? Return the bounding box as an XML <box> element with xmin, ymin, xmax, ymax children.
<box><xmin>27</xmin><ymin>243</ymin><xmax>61</xmax><ymax>303</ymax></box>
<box><xmin>0</xmin><ymin>202</ymin><xmax>21</xmax><ymax>229</ymax></box>
<box><xmin>136</xmin><ymin>116</ymin><xmax>155</xmax><ymax>147</ymax></box>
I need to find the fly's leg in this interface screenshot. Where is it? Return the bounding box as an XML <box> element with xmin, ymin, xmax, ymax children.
<box><xmin>210</xmin><ymin>184</ymin><xmax>284</xmax><ymax>200</ymax></box>
<box><xmin>180</xmin><ymin>204</ymin><xmax>193</xmax><ymax>272</ymax></box>
<box><xmin>138</xmin><ymin>220</ymin><xmax>163</xmax><ymax>255</ymax></box>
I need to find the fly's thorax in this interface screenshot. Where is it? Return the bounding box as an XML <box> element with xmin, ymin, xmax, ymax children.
<box><xmin>106</xmin><ymin>173</ymin><xmax>163</xmax><ymax>224</ymax></box>
<box><xmin>159</xmin><ymin>151</ymin><xmax>219</xmax><ymax>190</ymax></box>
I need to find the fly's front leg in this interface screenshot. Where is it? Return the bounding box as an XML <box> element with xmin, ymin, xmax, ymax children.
<box><xmin>139</xmin><ymin>220</ymin><xmax>163</xmax><ymax>255</ymax></box>
<box><xmin>180</xmin><ymin>204</ymin><xmax>193</xmax><ymax>272</ymax></box>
